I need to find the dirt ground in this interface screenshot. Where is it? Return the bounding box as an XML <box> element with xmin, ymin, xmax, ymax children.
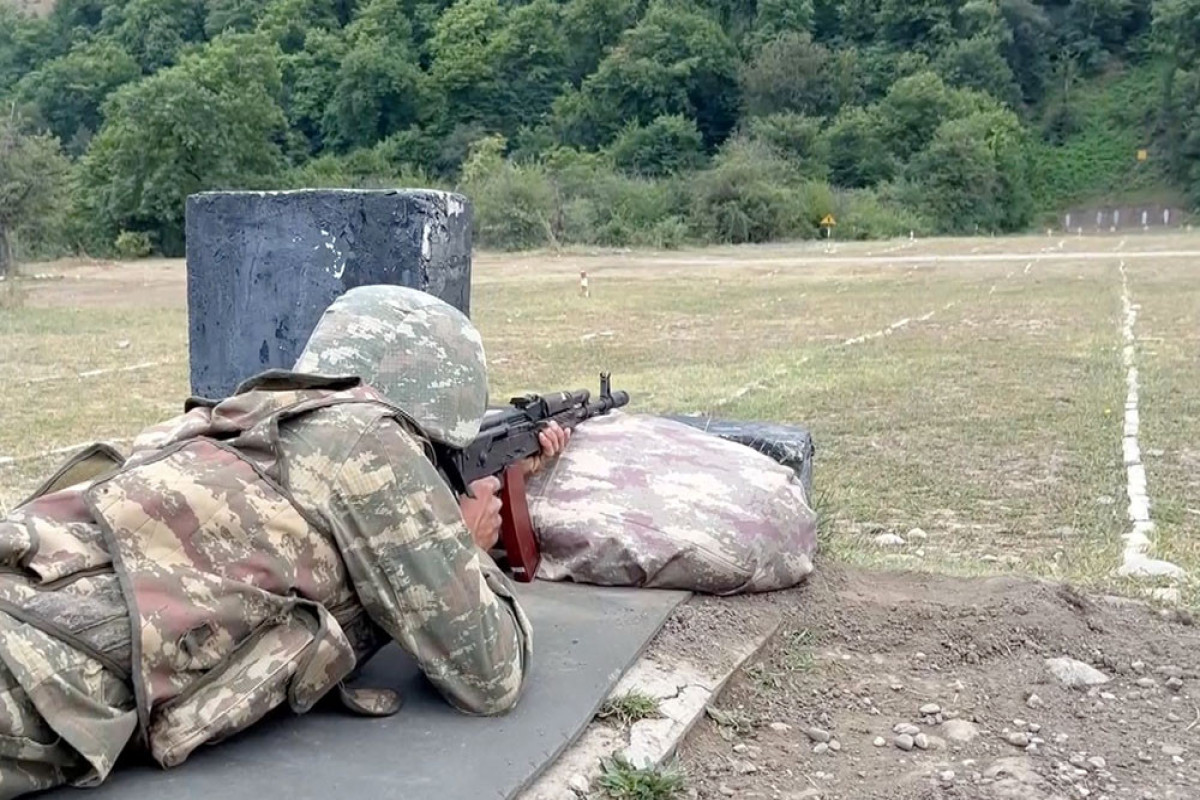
<box><xmin>679</xmin><ymin>566</ymin><xmax>1199</xmax><ymax>800</ymax></box>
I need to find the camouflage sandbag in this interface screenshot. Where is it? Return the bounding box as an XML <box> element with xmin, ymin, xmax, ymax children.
<box><xmin>526</xmin><ymin>413</ymin><xmax>817</xmax><ymax>595</ymax></box>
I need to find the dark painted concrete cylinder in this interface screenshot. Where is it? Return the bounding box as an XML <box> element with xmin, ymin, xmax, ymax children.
<box><xmin>185</xmin><ymin>189</ymin><xmax>472</xmax><ymax>399</ymax></box>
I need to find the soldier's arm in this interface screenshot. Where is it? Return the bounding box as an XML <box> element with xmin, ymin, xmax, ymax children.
<box><xmin>329</xmin><ymin>418</ymin><xmax>532</xmax><ymax>715</ymax></box>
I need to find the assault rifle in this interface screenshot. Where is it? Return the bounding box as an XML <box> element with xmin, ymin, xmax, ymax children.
<box><xmin>435</xmin><ymin>374</ymin><xmax>629</xmax><ymax>582</ymax></box>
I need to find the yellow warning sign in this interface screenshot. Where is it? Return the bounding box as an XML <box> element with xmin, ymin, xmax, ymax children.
<box><xmin>1137</xmin><ymin>149</ymin><xmax>1148</xmax><ymax>162</ymax></box>
<box><xmin>820</xmin><ymin>214</ymin><xmax>837</xmax><ymax>227</ymax></box>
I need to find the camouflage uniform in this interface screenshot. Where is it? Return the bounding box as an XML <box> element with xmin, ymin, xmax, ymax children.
<box><xmin>0</xmin><ymin>286</ymin><xmax>531</xmax><ymax>798</ymax></box>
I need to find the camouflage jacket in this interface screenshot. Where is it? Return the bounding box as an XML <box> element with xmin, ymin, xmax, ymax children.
<box><xmin>0</xmin><ymin>373</ymin><xmax>531</xmax><ymax>791</ymax></box>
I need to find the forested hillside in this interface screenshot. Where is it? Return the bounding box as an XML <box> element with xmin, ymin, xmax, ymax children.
<box><xmin>1</xmin><ymin>0</ymin><xmax>1199</xmax><ymax>261</ymax></box>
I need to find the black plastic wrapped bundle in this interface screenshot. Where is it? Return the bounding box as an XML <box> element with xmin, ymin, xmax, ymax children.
<box><xmin>664</xmin><ymin>415</ymin><xmax>815</xmax><ymax>499</ymax></box>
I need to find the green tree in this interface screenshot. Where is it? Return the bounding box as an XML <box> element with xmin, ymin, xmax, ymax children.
<box><xmin>206</xmin><ymin>0</ymin><xmax>271</xmax><ymax>36</ymax></box>
<box><xmin>15</xmin><ymin>40</ymin><xmax>141</xmax><ymax>154</ymax></box>
<box><xmin>746</xmin><ymin>112</ymin><xmax>827</xmax><ymax>177</ymax></box>
<box><xmin>936</xmin><ymin>34</ymin><xmax>1021</xmax><ymax>106</ymax></box>
<box><xmin>557</xmin><ymin>0</ymin><xmax>740</xmax><ymax>148</ymax></box>
<box><xmin>278</xmin><ymin>29</ymin><xmax>346</xmax><ymax>154</ymax></box>
<box><xmin>429</xmin><ymin>0</ymin><xmax>505</xmax><ymax>125</ymax></box>
<box><xmin>810</xmin><ymin>0</ymin><xmax>841</xmax><ymax>40</ymax></box>
<box><xmin>1051</xmin><ymin>0</ymin><xmax>1148</xmax><ymax>74</ymax></box>
<box><xmin>76</xmin><ymin>34</ymin><xmax>287</xmax><ymax>255</ymax></box>
<box><xmin>256</xmin><ymin>0</ymin><xmax>348</xmax><ymax>54</ymax></box>
<box><xmin>909</xmin><ymin>109</ymin><xmax>1031</xmax><ymax>233</ymax></box>
<box><xmin>322</xmin><ymin>0</ymin><xmax>424</xmax><ymax>150</ymax></box>
<box><xmin>104</xmin><ymin>0</ymin><xmax>210</xmax><ymax>71</ymax></box>
<box><xmin>1153</xmin><ymin>0</ymin><xmax>1200</xmax><ymax>194</ymax></box>
<box><xmin>322</xmin><ymin>41</ymin><xmax>425</xmax><ymax>150</ymax></box>
<box><xmin>429</xmin><ymin>0</ymin><xmax>568</xmax><ymax>137</ymax></box>
<box><xmin>836</xmin><ymin>0</ymin><xmax>882</xmax><ymax>44</ymax></box>
<box><xmin>749</xmin><ymin>0</ymin><xmax>814</xmax><ymax>47</ymax></box>
<box><xmin>740</xmin><ymin>32</ymin><xmax>834</xmax><ymax>117</ymax></box>
<box><xmin>561</xmin><ymin>0</ymin><xmax>640</xmax><ymax>83</ymax></box>
<box><xmin>823</xmin><ymin>106</ymin><xmax>895</xmax><ymax>186</ymax></box>
<box><xmin>877</xmin><ymin>71</ymin><xmax>993</xmax><ymax>162</ymax></box>
<box><xmin>998</xmin><ymin>0</ymin><xmax>1052</xmax><ymax>104</ymax></box>
<box><xmin>609</xmin><ymin>114</ymin><xmax>706</xmax><ymax>177</ymax></box>
<box><xmin>0</xmin><ymin>6</ymin><xmax>53</xmax><ymax>95</ymax></box>
<box><xmin>849</xmin><ymin>44</ymin><xmax>932</xmax><ymax>103</ymax></box>
<box><xmin>877</xmin><ymin>0</ymin><xmax>959</xmax><ymax>52</ymax></box>
<box><xmin>486</xmin><ymin>0</ymin><xmax>570</xmax><ymax>137</ymax></box>
<box><xmin>0</xmin><ymin>118</ymin><xmax>71</xmax><ymax>276</ymax></box>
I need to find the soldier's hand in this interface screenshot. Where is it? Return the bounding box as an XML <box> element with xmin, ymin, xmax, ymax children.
<box><xmin>521</xmin><ymin>421</ymin><xmax>571</xmax><ymax>477</ymax></box>
<box><xmin>460</xmin><ymin>476</ymin><xmax>503</xmax><ymax>550</ymax></box>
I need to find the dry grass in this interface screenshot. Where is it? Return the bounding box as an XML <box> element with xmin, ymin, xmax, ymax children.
<box><xmin>2</xmin><ymin>233</ymin><xmax>1199</xmax><ymax>602</ymax></box>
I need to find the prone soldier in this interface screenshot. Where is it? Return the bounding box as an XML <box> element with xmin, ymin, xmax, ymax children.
<box><xmin>0</xmin><ymin>285</ymin><xmax>568</xmax><ymax>798</ymax></box>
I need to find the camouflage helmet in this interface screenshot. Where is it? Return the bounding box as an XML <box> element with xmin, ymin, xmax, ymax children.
<box><xmin>294</xmin><ymin>285</ymin><xmax>487</xmax><ymax>448</ymax></box>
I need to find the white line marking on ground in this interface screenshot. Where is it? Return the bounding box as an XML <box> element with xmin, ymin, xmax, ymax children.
<box><xmin>1115</xmin><ymin>261</ymin><xmax>1185</xmax><ymax>580</ymax></box>
<box><xmin>712</xmin><ymin>250</ymin><xmax>1035</xmax><ymax>408</ymax></box>
<box><xmin>646</xmin><ymin>249</ymin><xmax>1200</xmax><ymax>269</ymax></box>
<box><xmin>841</xmin><ymin>314</ymin><xmax>919</xmax><ymax>347</ymax></box>
<box><xmin>1024</xmin><ymin>262</ymin><xmax>1033</xmax><ymax>274</ymax></box>
<box><xmin>710</xmin><ymin>365</ymin><xmax>796</xmax><ymax>410</ymax></box>
<box><xmin>24</xmin><ymin>361</ymin><xmax>171</xmax><ymax>385</ymax></box>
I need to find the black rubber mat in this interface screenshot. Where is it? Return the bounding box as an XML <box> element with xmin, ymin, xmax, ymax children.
<box><xmin>47</xmin><ymin>581</ymin><xmax>689</xmax><ymax>800</ymax></box>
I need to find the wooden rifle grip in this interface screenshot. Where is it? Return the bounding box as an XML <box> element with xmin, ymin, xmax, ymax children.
<box><xmin>498</xmin><ymin>464</ymin><xmax>540</xmax><ymax>582</ymax></box>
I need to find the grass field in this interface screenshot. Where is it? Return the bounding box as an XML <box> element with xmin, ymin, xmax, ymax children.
<box><xmin>2</xmin><ymin>231</ymin><xmax>1198</xmax><ymax>604</ymax></box>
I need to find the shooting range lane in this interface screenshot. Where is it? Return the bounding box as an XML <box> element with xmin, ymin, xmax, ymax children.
<box><xmin>46</xmin><ymin>581</ymin><xmax>688</xmax><ymax>800</ymax></box>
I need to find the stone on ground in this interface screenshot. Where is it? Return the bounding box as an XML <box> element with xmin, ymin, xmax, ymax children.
<box><xmin>1045</xmin><ymin>657</ymin><xmax>1110</xmax><ymax>688</ymax></box>
<box><xmin>940</xmin><ymin>719</ymin><xmax>979</xmax><ymax>743</ymax></box>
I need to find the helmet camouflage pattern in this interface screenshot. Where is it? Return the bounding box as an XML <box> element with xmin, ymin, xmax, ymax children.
<box><xmin>294</xmin><ymin>285</ymin><xmax>488</xmax><ymax>447</ymax></box>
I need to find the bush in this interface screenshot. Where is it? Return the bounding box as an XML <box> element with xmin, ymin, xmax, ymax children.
<box><xmin>462</xmin><ymin>137</ymin><xmax>558</xmax><ymax>250</ymax></box>
<box><xmin>832</xmin><ymin>186</ymin><xmax>931</xmax><ymax>240</ymax></box>
<box><xmin>285</xmin><ymin>148</ymin><xmax>436</xmax><ymax>189</ymax></box>
<box><xmin>636</xmin><ymin>216</ymin><xmax>690</xmax><ymax>249</ymax></box>
<box><xmin>688</xmin><ymin>138</ymin><xmax>808</xmax><ymax>243</ymax></box>
<box><xmin>746</xmin><ymin>113</ymin><xmax>827</xmax><ymax>178</ymax></box>
<box><xmin>609</xmin><ymin>115</ymin><xmax>706</xmax><ymax>178</ymax></box>
<box><xmin>823</xmin><ymin>107</ymin><xmax>896</xmax><ymax>188</ymax></box>
<box><xmin>114</xmin><ymin>230</ymin><xmax>153</xmax><ymax>258</ymax></box>
<box><xmin>469</xmin><ymin>164</ymin><xmax>558</xmax><ymax>250</ymax></box>
<box><xmin>556</xmin><ymin>172</ymin><xmax>689</xmax><ymax>247</ymax></box>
